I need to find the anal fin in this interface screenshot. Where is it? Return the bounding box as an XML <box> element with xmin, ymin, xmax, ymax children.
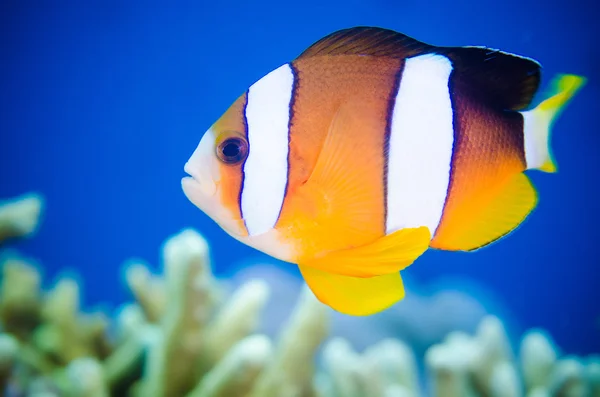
<box><xmin>432</xmin><ymin>173</ymin><xmax>538</xmax><ymax>251</ymax></box>
<box><xmin>299</xmin><ymin>265</ymin><xmax>405</xmax><ymax>316</ymax></box>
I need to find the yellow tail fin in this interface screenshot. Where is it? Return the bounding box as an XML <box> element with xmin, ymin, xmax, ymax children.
<box><xmin>521</xmin><ymin>74</ymin><xmax>586</xmax><ymax>173</ymax></box>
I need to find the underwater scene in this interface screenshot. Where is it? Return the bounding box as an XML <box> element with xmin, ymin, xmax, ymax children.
<box><xmin>1</xmin><ymin>1</ymin><xmax>599</xmax><ymax>396</ymax></box>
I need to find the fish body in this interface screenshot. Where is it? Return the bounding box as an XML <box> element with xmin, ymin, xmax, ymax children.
<box><xmin>182</xmin><ymin>27</ymin><xmax>586</xmax><ymax>315</ymax></box>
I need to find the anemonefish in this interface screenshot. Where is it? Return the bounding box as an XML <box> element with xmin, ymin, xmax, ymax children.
<box><xmin>182</xmin><ymin>27</ymin><xmax>586</xmax><ymax>316</ymax></box>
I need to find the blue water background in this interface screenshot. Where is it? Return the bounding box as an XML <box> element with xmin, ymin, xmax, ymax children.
<box><xmin>1</xmin><ymin>1</ymin><xmax>598</xmax><ymax>355</ymax></box>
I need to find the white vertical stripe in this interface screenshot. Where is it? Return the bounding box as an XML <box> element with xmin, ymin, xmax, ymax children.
<box><xmin>521</xmin><ymin>109</ymin><xmax>549</xmax><ymax>170</ymax></box>
<box><xmin>242</xmin><ymin>63</ymin><xmax>293</xmax><ymax>236</ymax></box>
<box><xmin>386</xmin><ymin>54</ymin><xmax>454</xmax><ymax>237</ymax></box>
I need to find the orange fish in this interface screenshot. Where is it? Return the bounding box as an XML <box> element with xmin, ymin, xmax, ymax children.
<box><xmin>182</xmin><ymin>27</ymin><xmax>586</xmax><ymax>316</ymax></box>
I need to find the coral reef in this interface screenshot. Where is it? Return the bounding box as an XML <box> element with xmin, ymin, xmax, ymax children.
<box><xmin>226</xmin><ymin>264</ymin><xmax>493</xmax><ymax>354</ymax></box>
<box><xmin>0</xmin><ymin>193</ymin><xmax>43</xmax><ymax>242</ymax></box>
<box><xmin>0</xmin><ymin>192</ymin><xmax>598</xmax><ymax>397</ymax></box>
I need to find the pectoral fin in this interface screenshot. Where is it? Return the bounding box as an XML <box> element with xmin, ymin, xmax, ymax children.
<box><xmin>299</xmin><ymin>103</ymin><xmax>391</xmax><ymax>242</ymax></box>
<box><xmin>299</xmin><ymin>265</ymin><xmax>405</xmax><ymax>316</ymax></box>
<box><xmin>304</xmin><ymin>226</ymin><xmax>431</xmax><ymax>277</ymax></box>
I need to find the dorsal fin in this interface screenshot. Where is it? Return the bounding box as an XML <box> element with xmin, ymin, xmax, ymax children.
<box><xmin>297</xmin><ymin>27</ymin><xmax>542</xmax><ymax>111</ymax></box>
<box><xmin>296</xmin><ymin>26</ymin><xmax>433</xmax><ymax>60</ymax></box>
<box><xmin>440</xmin><ymin>46</ymin><xmax>541</xmax><ymax>110</ymax></box>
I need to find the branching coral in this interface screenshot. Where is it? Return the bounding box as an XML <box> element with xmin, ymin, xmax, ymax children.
<box><xmin>0</xmin><ymin>193</ymin><xmax>597</xmax><ymax>397</ymax></box>
<box><xmin>0</xmin><ymin>193</ymin><xmax>43</xmax><ymax>243</ymax></box>
<box><xmin>424</xmin><ymin>317</ymin><xmax>600</xmax><ymax>397</ymax></box>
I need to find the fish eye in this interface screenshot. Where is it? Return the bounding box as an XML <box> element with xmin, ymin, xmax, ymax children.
<box><xmin>216</xmin><ymin>136</ymin><xmax>248</xmax><ymax>165</ymax></box>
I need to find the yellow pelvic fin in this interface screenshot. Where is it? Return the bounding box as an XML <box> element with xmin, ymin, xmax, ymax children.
<box><xmin>299</xmin><ymin>265</ymin><xmax>405</xmax><ymax>316</ymax></box>
<box><xmin>304</xmin><ymin>226</ymin><xmax>431</xmax><ymax>277</ymax></box>
<box><xmin>522</xmin><ymin>74</ymin><xmax>587</xmax><ymax>173</ymax></box>
<box><xmin>432</xmin><ymin>173</ymin><xmax>538</xmax><ymax>251</ymax></box>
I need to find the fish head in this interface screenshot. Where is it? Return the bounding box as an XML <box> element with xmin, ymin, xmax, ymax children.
<box><xmin>182</xmin><ymin>65</ymin><xmax>299</xmax><ymax>262</ymax></box>
<box><xmin>182</xmin><ymin>94</ymin><xmax>250</xmax><ymax>241</ymax></box>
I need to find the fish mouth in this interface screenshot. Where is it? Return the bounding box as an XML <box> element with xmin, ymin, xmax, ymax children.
<box><xmin>181</xmin><ymin>165</ymin><xmax>247</xmax><ymax>239</ymax></box>
<box><xmin>183</xmin><ymin>162</ymin><xmax>198</xmax><ymax>182</ymax></box>
<box><xmin>182</xmin><ymin>162</ymin><xmax>217</xmax><ymax>198</ymax></box>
